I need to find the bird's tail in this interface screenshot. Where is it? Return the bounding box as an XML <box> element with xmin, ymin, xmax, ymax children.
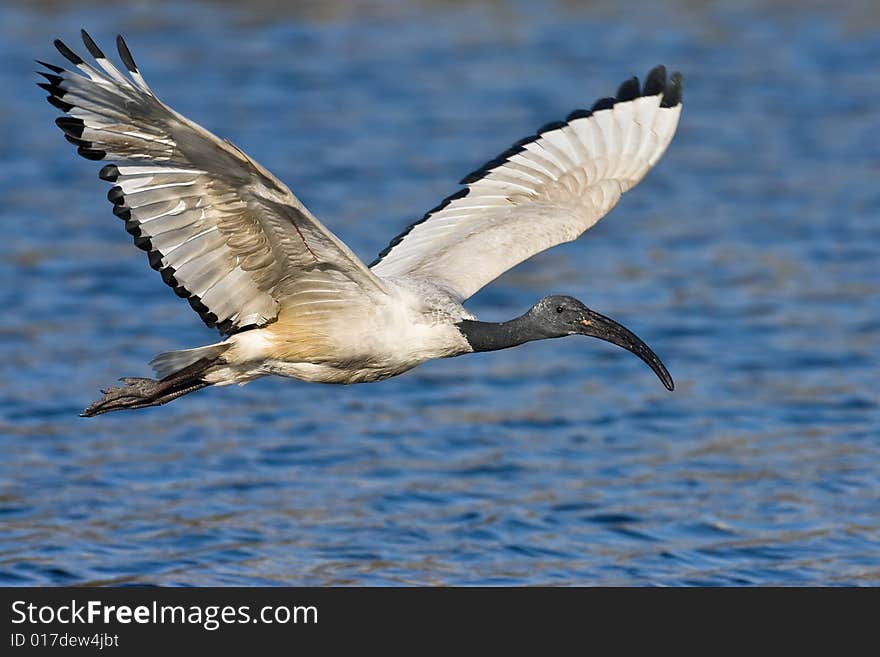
<box><xmin>81</xmin><ymin>344</ymin><xmax>229</xmax><ymax>417</ymax></box>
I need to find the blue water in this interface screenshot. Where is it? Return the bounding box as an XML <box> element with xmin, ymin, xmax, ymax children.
<box><xmin>1</xmin><ymin>0</ymin><xmax>878</xmax><ymax>585</ymax></box>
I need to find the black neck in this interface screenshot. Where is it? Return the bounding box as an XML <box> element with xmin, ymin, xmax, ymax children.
<box><xmin>457</xmin><ymin>314</ymin><xmax>552</xmax><ymax>353</ymax></box>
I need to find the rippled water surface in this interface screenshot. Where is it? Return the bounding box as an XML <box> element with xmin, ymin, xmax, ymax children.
<box><xmin>1</xmin><ymin>0</ymin><xmax>878</xmax><ymax>585</ymax></box>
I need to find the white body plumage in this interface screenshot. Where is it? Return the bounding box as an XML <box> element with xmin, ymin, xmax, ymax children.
<box><xmin>220</xmin><ymin>278</ymin><xmax>473</xmax><ymax>385</ymax></box>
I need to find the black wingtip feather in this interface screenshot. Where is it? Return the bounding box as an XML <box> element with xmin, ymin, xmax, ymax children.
<box><xmin>426</xmin><ymin>188</ymin><xmax>469</xmax><ymax>214</ymax></box>
<box><xmin>133</xmin><ymin>235</ymin><xmax>152</xmax><ymax>251</ymax></box>
<box><xmin>216</xmin><ymin>319</ymin><xmax>235</xmax><ymax>335</ymax></box>
<box><xmin>616</xmin><ymin>76</ymin><xmax>640</xmax><ymax>102</ymax></box>
<box><xmin>116</xmin><ymin>35</ymin><xmax>137</xmax><ymax>72</ymax></box>
<box><xmin>591</xmin><ymin>96</ymin><xmax>616</xmax><ymax>112</ymax></box>
<box><xmin>46</xmin><ymin>95</ymin><xmax>74</xmax><ymax>111</ymax></box>
<box><xmin>482</xmin><ymin>156</ymin><xmax>509</xmax><ymax>172</ymax></box>
<box><xmin>81</xmin><ymin>29</ymin><xmax>106</xmax><ymax>60</ymax></box>
<box><xmin>160</xmin><ymin>267</ymin><xmax>176</xmax><ymax>288</ymax></box>
<box><xmin>188</xmin><ymin>296</ymin><xmax>208</xmax><ymax>314</ymax></box>
<box><xmin>538</xmin><ymin>120</ymin><xmax>567</xmax><ymax>134</ymax></box>
<box><xmin>36</xmin><ymin>59</ymin><xmax>64</xmax><ymax>73</ymax></box>
<box><xmin>187</xmin><ymin>296</ymin><xmax>217</xmax><ymax>324</ymax></box>
<box><xmin>644</xmin><ymin>65</ymin><xmax>666</xmax><ymax>96</ymax></box>
<box><xmin>148</xmin><ymin>250</ymin><xmax>164</xmax><ymax>270</ymax></box>
<box><xmin>660</xmin><ymin>72</ymin><xmax>683</xmax><ymax>108</ymax></box>
<box><xmin>566</xmin><ymin>108</ymin><xmax>592</xmax><ymax>122</ymax></box>
<box><xmin>77</xmin><ymin>147</ymin><xmax>106</xmax><ymax>160</ymax></box>
<box><xmin>37</xmin><ymin>71</ymin><xmax>62</xmax><ymax>85</ymax></box>
<box><xmin>99</xmin><ymin>164</ymin><xmax>119</xmax><ymax>182</ymax></box>
<box><xmin>459</xmin><ymin>171</ymin><xmax>483</xmax><ymax>185</ymax></box>
<box><xmin>64</xmin><ymin>133</ymin><xmax>90</xmax><ymax>147</ymax></box>
<box><xmin>172</xmin><ymin>285</ymin><xmax>191</xmax><ymax>300</ymax></box>
<box><xmin>37</xmin><ymin>64</ymin><xmax>72</xmax><ymax>109</ymax></box>
<box><xmin>124</xmin><ymin>219</ymin><xmax>140</xmax><ymax>237</ymax></box>
<box><xmin>512</xmin><ymin>134</ymin><xmax>540</xmax><ymax>148</ymax></box>
<box><xmin>107</xmin><ymin>186</ymin><xmax>125</xmax><ymax>205</ymax></box>
<box><xmin>55</xmin><ymin>116</ymin><xmax>85</xmax><ymax>139</ymax></box>
<box><xmin>54</xmin><ymin>39</ymin><xmax>83</xmax><ymax>66</ymax></box>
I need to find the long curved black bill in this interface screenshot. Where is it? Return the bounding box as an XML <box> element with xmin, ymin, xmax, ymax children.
<box><xmin>578</xmin><ymin>309</ymin><xmax>674</xmax><ymax>391</ymax></box>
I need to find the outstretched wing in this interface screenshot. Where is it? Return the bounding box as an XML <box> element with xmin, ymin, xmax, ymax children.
<box><xmin>39</xmin><ymin>31</ymin><xmax>386</xmax><ymax>336</ymax></box>
<box><xmin>370</xmin><ymin>66</ymin><xmax>682</xmax><ymax>301</ymax></box>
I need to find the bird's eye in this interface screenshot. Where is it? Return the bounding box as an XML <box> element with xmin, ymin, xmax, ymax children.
<box><xmin>556</xmin><ymin>305</ymin><xmax>565</xmax><ymax>313</ymax></box>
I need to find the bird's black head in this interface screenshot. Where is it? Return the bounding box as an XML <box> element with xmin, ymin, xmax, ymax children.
<box><xmin>457</xmin><ymin>294</ymin><xmax>674</xmax><ymax>392</ymax></box>
<box><xmin>528</xmin><ymin>295</ymin><xmax>675</xmax><ymax>391</ymax></box>
<box><xmin>527</xmin><ymin>295</ymin><xmax>594</xmax><ymax>337</ymax></box>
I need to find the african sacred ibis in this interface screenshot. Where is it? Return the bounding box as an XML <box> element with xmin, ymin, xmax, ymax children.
<box><xmin>38</xmin><ymin>32</ymin><xmax>682</xmax><ymax>416</ymax></box>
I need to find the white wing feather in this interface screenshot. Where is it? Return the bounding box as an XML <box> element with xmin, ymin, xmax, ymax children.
<box><xmin>41</xmin><ymin>32</ymin><xmax>386</xmax><ymax>336</ymax></box>
<box><xmin>371</xmin><ymin>67</ymin><xmax>682</xmax><ymax>301</ymax></box>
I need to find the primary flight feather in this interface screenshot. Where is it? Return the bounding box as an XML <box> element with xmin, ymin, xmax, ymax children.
<box><xmin>38</xmin><ymin>31</ymin><xmax>683</xmax><ymax>416</ymax></box>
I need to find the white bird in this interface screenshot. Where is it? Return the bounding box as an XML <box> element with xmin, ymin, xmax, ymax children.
<box><xmin>38</xmin><ymin>32</ymin><xmax>682</xmax><ymax>417</ymax></box>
